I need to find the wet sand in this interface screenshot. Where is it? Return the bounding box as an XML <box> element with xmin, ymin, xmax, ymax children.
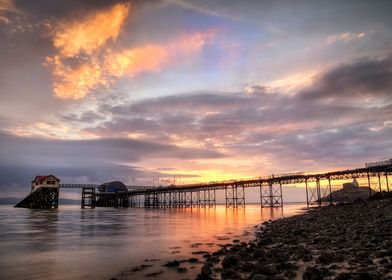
<box><xmin>196</xmin><ymin>198</ymin><xmax>392</xmax><ymax>280</ymax></box>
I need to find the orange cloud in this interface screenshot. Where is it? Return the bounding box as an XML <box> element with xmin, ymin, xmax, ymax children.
<box><xmin>105</xmin><ymin>45</ymin><xmax>169</xmax><ymax>77</ymax></box>
<box><xmin>172</xmin><ymin>29</ymin><xmax>216</xmax><ymax>55</ymax></box>
<box><xmin>47</xmin><ymin>56</ymin><xmax>106</xmax><ymax>99</ymax></box>
<box><xmin>104</xmin><ymin>30</ymin><xmax>216</xmax><ymax>79</ymax></box>
<box><xmin>53</xmin><ymin>3</ymin><xmax>130</xmax><ymax>57</ymax></box>
<box><xmin>46</xmin><ymin>0</ymin><xmax>215</xmax><ymax>100</ymax></box>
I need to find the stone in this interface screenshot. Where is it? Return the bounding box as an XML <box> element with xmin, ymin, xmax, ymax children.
<box><xmin>303</xmin><ymin>266</ymin><xmax>326</xmax><ymax>280</ymax></box>
<box><xmin>221</xmin><ymin>254</ymin><xmax>240</xmax><ymax>268</ymax></box>
<box><xmin>163</xmin><ymin>260</ymin><xmax>180</xmax><ymax>267</ymax></box>
<box><xmin>176</xmin><ymin>267</ymin><xmax>188</xmax><ymax>273</ymax></box>
<box><xmin>201</xmin><ymin>264</ymin><xmax>212</xmax><ymax>275</ymax></box>
<box><xmin>251</xmin><ymin>274</ymin><xmax>268</xmax><ymax>280</ymax></box>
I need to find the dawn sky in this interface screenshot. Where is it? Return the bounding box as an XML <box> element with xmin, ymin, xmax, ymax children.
<box><xmin>1</xmin><ymin>0</ymin><xmax>392</xmax><ymax>197</ymax></box>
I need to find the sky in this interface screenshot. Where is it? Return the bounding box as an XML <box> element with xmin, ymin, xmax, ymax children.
<box><xmin>0</xmin><ymin>0</ymin><xmax>392</xmax><ymax>199</ymax></box>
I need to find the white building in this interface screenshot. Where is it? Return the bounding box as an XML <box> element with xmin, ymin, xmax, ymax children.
<box><xmin>31</xmin><ymin>175</ymin><xmax>60</xmax><ymax>192</ymax></box>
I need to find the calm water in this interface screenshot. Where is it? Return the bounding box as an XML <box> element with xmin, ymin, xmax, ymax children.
<box><xmin>0</xmin><ymin>204</ymin><xmax>305</xmax><ymax>280</ymax></box>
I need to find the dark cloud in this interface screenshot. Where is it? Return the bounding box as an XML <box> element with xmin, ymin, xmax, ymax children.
<box><xmin>0</xmin><ymin>132</ymin><xmax>223</xmax><ymax>166</ymax></box>
<box><xmin>61</xmin><ymin>111</ymin><xmax>106</xmax><ymax>123</ymax></box>
<box><xmin>13</xmin><ymin>0</ymin><xmax>156</xmax><ymax>20</ymax></box>
<box><xmin>108</xmin><ymin>92</ymin><xmax>256</xmax><ymax>115</ymax></box>
<box><xmin>82</xmin><ymin>55</ymin><xmax>392</xmax><ymax>173</ymax></box>
<box><xmin>0</xmin><ymin>132</ymin><xmax>224</xmax><ymax>193</ymax></box>
<box><xmin>300</xmin><ymin>56</ymin><xmax>392</xmax><ymax>102</ymax></box>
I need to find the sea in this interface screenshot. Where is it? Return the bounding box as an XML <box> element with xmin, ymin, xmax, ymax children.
<box><xmin>0</xmin><ymin>203</ymin><xmax>305</xmax><ymax>280</ymax></box>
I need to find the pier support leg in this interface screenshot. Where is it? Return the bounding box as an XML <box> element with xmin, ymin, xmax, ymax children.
<box><xmin>81</xmin><ymin>187</ymin><xmax>96</xmax><ymax>209</ymax></box>
<box><xmin>305</xmin><ymin>180</ymin><xmax>309</xmax><ymax>208</ymax></box>
<box><xmin>367</xmin><ymin>172</ymin><xmax>372</xmax><ymax>198</ymax></box>
<box><xmin>260</xmin><ymin>182</ymin><xmax>283</xmax><ymax>207</ymax></box>
<box><xmin>145</xmin><ymin>192</ymin><xmax>158</xmax><ymax>208</ymax></box>
<box><xmin>378</xmin><ymin>172</ymin><xmax>382</xmax><ymax>192</ymax></box>
<box><xmin>226</xmin><ymin>185</ymin><xmax>245</xmax><ymax>208</ymax></box>
<box><xmin>305</xmin><ymin>179</ymin><xmax>319</xmax><ymax>207</ymax></box>
<box><xmin>316</xmin><ymin>178</ymin><xmax>321</xmax><ymax>207</ymax></box>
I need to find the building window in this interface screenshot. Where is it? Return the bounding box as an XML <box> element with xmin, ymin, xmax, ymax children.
<box><xmin>47</xmin><ymin>180</ymin><xmax>56</xmax><ymax>185</ymax></box>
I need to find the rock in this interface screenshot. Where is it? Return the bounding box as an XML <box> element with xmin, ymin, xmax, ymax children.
<box><xmin>196</xmin><ymin>274</ymin><xmax>214</xmax><ymax>280</ymax></box>
<box><xmin>187</xmin><ymin>257</ymin><xmax>199</xmax><ymax>263</ymax></box>
<box><xmin>163</xmin><ymin>260</ymin><xmax>180</xmax><ymax>267</ymax></box>
<box><xmin>207</xmin><ymin>256</ymin><xmax>220</xmax><ymax>263</ymax></box>
<box><xmin>317</xmin><ymin>251</ymin><xmax>345</xmax><ymax>265</ymax></box>
<box><xmin>192</xmin><ymin>251</ymin><xmax>210</xmax><ymax>255</ymax></box>
<box><xmin>253</xmin><ymin>264</ymin><xmax>276</xmax><ymax>276</ymax></box>
<box><xmin>144</xmin><ymin>270</ymin><xmax>164</xmax><ymax>277</ymax></box>
<box><xmin>132</xmin><ymin>264</ymin><xmax>153</xmax><ymax>271</ymax></box>
<box><xmin>221</xmin><ymin>268</ymin><xmax>241</xmax><ymax>279</ymax></box>
<box><xmin>221</xmin><ymin>254</ymin><xmax>240</xmax><ymax>268</ymax></box>
<box><xmin>253</xmin><ymin>248</ymin><xmax>266</xmax><ymax>258</ymax></box>
<box><xmin>176</xmin><ymin>267</ymin><xmax>187</xmax><ymax>273</ymax></box>
<box><xmin>276</xmin><ymin>261</ymin><xmax>297</xmax><ymax>271</ymax></box>
<box><xmin>284</xmin><ymin>269</ymin><xmax>297</xmax><ymax>278</ymax></box>
<box><xmin>353</xmin><ymin>271</ymin><xmax>381</xmax><ymax>280</ymax></box>
<box><xmin>303</xmin><ymin>266</ymin><xmax>327</xmax><ymax>280</ymax></box>
<box><xmin>252</xmin><ymin>274</ymin><xmax>268</xmax><ymax>280</ymax></box>
<box><xmin>196</xmin><ymin>273</ymin><xmax>213</xmax><ymax>280</ymax></box>
<box><xmin>201</xmin><ymin>264</ymin><xmax>212</xmax><ymax>276</ymax></box>
<box><xmin>240</xmin><ymin>261</ymin><xmax>254</xmax><ymax>272</ymax></box>
<box><xmin>336</xmin><ymin>273</ymin><xmax>353</xmax><ymax>280</ymax></box>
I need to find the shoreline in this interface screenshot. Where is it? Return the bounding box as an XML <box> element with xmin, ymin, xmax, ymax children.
<box><xmin>108</xmin><ymin>204</ymin><xmax>305</xmax><ymax>280</ymax></box>
<box><xmin>196</xmin><ymin>198</ymin><xmax>392</xmax><ymax>280</ymax></box>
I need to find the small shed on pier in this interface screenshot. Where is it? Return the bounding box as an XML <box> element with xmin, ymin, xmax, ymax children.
<box><xmin>98</xmin><ymin>181</ymin><xmax>127</xmax><ymax>193</ymax></box>
<box><xmin>96</xmin><ymin>181</ymin><xmax>129</xmax><ymax>208</ymax></box>
<box><xmin>31</xmin><ymin>175</ymin><xmax>60</xmax><ymax>192</ymax></box>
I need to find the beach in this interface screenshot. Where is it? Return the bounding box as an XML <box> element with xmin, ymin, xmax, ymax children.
<box><xmin>196</xmin><ymin>197</ymin><xmax>392</xmax><ymax>280</ymax></box>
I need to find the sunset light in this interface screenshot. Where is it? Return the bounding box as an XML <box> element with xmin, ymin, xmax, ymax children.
<box><xmin>1</xmin><ymin>1</ymin><xmax>392</xmax><ymax>279</ymax></box>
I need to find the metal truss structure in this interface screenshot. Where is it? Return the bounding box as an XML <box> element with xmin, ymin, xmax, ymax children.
<box><xmin>260</xmin><ymin>182</ymin><xmax>283</xmax><ymax>208</ymax></box>
<box><xmin>225</xmin><ymin>184</ymin><xmax>245</xmax><ymax>208</ymax></box>
<box><xmin>55</xmin><ymin>164</ymin><xmax>392</xmax><ymax>209</ymax></box>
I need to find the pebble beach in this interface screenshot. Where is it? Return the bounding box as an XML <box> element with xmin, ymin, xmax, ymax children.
<box><xmin>197</xmin><ymin>197</ymin><xmax>392</xmax><ymax>280</ymax></box>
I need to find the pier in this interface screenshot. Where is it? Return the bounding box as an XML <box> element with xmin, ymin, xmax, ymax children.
<box><xmin>15</xmin><ymin>161</ymin><xmax>392</xmax><ymax>209</ymax></box>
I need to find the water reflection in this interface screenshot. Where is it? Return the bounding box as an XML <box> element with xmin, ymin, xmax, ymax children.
<box><xmin>27</xmin><ymin>209</ymin><xmax>59</xmax><ymax>251</ymax></box>
<box><xmin>0</xmin><ymin>203</ymin><xmax>304</xmax><ymax>280</ymax></box>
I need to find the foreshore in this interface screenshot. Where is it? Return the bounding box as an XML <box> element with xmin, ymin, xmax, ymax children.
<box><xmin>197</xmin><ymin>198</ymin><xmax>392</xmax><ymax>280</ymax></box>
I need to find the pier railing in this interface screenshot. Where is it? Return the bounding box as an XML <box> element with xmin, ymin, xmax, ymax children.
<box><xmin>59</xmin><ymin>164</ymin><xmax>392</xmax><ymax>209</ymax></box>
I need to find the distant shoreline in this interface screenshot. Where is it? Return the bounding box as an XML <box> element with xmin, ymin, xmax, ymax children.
<box><xmin>196</xmin><ymin>197</ymin><xmax>392</xmax><ymax>279</ymax></box>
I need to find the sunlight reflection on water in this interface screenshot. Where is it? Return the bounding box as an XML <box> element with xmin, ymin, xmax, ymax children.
<box><xmin>0</xmin><ymin>203</ymin><xmax>305</xmax><ymax>280</ymax></box>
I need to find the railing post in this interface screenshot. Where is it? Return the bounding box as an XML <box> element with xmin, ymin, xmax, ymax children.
<box><xmin>279</xmin><ymin>181</ymin><xmax>283</xmax><ymax>206</ymax></box>
<box><xmin>305</xmin><ymin>179</ymin><xmax>309</xmax><ymax>208</ymax></box>
<box><xmin>328</xmin><ymin>177</ymin><xmax>332</xmax><ymax>205</ymax></box>
<box><xmin>377</xmin><ymin>172</ymin><xmax>382</xmax><ymax>192</ymax></box>
<box><xmin>367</xmin><ymin>172</ymin><xmax>372</xmax><ymax>197</ymax></box>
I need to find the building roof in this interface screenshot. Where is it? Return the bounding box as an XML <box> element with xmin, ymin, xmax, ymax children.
<box><xmin>31</xmin><ymin>175</ymin><xmax>60</xmax><ymax>183</ymax></box>
<box><xmin>98</xmin><ymin>181</ymin><xmax>127</xmax><ymax>192</ymax></box>
<box><xmin>100</xmin><ymin>181</ymin><xmax>126</xmax><ymax>188</ymax></box>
